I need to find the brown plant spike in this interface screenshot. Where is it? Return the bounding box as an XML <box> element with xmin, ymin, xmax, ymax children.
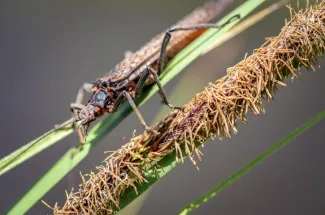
<box><xmin>53</xmin><ymin>2</ymin><xmax>325</xmax><ymax>215</ymax></box>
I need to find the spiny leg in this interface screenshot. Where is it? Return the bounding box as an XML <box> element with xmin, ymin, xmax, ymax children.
<box><xmin>158</xmin><ymin>14</ymin><xmax>240</xmax><ymax>73</ymax></box>
<box><xmin>113</xmin><ymin>90</ymin><xmax>159</xmax><ymax>135</ymax></box>
<box><xmin>135</xmin><ymin>67</ymin><xmax>182</xmax><ymax>111</ymax></box>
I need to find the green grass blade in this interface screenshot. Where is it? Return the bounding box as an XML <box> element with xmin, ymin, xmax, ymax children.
<box><xmin>7</xmin><ymin>0</ymin><xmax>265</xmax><ymax>214</ymax></box>
<box><xmin>0</xmin><ymin>126</ymin><xmax>73</xmax><ymax>176</ymax></box>
<box><xmin>178</xmin><ymin>109</ymin><xmax>325</xmax><ymax>215</ymax></box>
<box><xmin>7</xmin><ymin>150</ymin><xmax>83</xmax><ymax>215</ymax></box>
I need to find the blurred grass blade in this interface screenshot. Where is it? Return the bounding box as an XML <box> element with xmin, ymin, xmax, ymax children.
<box><xmin>7</xmin><ymin>0</ymin><xmax>266</xmax><ymax>214</ymax></box>
<box><xmin>178</xmin><ymin>109</ymin><xmax>325</xmax><ymax>215</ymax></box>
<box><xmin>202</xmin><ymin>0</ymin><xmax>289</xmax><ymax>54</ymax></box>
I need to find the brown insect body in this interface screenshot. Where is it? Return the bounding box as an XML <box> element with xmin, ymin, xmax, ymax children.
<box><xmin>86</xmin><ymin>0</ymin><xmax>229</xmax><ymax>118</ymax></box>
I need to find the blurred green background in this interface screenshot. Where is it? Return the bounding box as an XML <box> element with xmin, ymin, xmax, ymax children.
<box><xmin>0</xmin><ymin>0</ymin><xmax>324</xmax><ymax>214</ymax></box>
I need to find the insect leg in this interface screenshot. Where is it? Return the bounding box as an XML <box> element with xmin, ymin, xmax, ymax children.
<box><xmin>158</xmin><ymin>14</ymin><xmax>240</xmax><ymax>73</ymax></box>
<box><xmin>136</xmin><ymin>67</ymin><xmax>182</xmax><ymax>111</ymax></box>
<box><xmin>113</xmin><ymin>91</ymin><xmax>159</xmax><ymax>135</ymax></box>
<box><xmin>70</xmin><ymin>82</ymin><xmax>93</xmax><ymax>114</ymax></box>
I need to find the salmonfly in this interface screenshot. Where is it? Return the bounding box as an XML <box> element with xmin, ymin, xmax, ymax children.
<box><xmin>1</xmin><ymin>0</ymin><xmax>240</xmax><ymax>171</ymax></box>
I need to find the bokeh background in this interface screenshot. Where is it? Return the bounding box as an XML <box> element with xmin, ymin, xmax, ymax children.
<box><xmin>1</xmin><ymin>0</ymin><xmax>325</xmax><ymax>214</ymax></box>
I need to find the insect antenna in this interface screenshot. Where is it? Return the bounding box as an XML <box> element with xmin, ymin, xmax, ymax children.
<box><xmin>0</xmin><ymin>117</ymin><xmax>79</xmax><ymax>173</ymax></box>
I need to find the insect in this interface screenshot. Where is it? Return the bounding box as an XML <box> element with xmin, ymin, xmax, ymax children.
<box><xmin>1</xmin><ymin>0</ymin><xmax>240</xmax><ymax>171</ymax></box>
<box><xmin>70</xmin><ymin>1</ymin><xmax>240</xmax><ymax>145</ymax></box>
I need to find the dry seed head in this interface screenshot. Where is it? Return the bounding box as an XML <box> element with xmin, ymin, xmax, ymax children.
<box><xmin>54</xmin><ymin>2</ymin><xmax>325</xmax><ymax>214</ymax></box>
